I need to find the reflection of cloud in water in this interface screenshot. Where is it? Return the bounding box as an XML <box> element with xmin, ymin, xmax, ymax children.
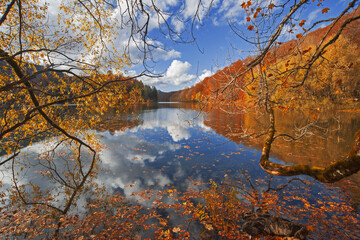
<box><xmin>95</xmin><ymin>108</ymin><xmax>213</xmax><ymax>200</ymax></box>
<box><xmin>0</xmin><ymin>138</ymin><xmax>94</xmax><ymax>212</ymax></box>
<box><xmin>94</xmin><ymin>108</ymin><xmax>225</xmax><ymax>201</ymax></box>
<box><xmin>166</xmin><ymin>125</ymin><xmax>190</xmax><ymax>142</ymax></box>
<box><xmin>111</xmin><ymin>108</ymin><xmax>209</xmax><ymax>142</ymax></box>
<box><xmin>0</xmin><ymin>107</ymin><xmax>217</xmax><ymax>210</ymax></box>
<box><xmin>97</xmin><ymin>131</ymin><xmax>180</xmax><ymax>199</ymax></box>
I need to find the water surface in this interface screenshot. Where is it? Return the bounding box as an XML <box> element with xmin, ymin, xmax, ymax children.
<box><xmin>1</xmin><ymin>102</ymin><xmax>360</xmax><ymax>238</ymax></box>
<box><xmin>94</xmin><ymin>103</ymin><xmax>360</xmax><ymax>206</ymax></box>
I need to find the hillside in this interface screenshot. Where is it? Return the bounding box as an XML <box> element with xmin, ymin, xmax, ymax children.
<box><xmin>159</xmin><ymin>6</ymin><xmax>360</xmax><ymax>105</ymax></box>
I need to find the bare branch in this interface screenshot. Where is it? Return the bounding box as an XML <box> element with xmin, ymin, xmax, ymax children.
<box><xmin>0</xmin><ymin>0</ymin><xmax>16</xmax><ymax>26</ymax></box>
<box><xmin>0</xmin><ymin>151</ymin><xmax>20</xmax><ymax>166</ymax></box>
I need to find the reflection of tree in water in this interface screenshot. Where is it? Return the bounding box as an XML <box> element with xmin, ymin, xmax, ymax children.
<box><xmin>1</xmin><ymin>148</ymin><xmax>359</xmax><ymax>239</ymax></box>
<box><xmin>96</xmin><ymin>116</ymin><xmax>142</xmax><ymax>135</ymax></box>
<box><xmin>204</xmin><ymin>108</ymin><xmax>360</xmax><ymax>168</ymax></box>
<box><xmin>231</xmin><ymin>174</ymin><xmax>357</xmax><ymax>239</ymax></box>
<box><xmin>191</xmin><ymin>1</ymin><xmax>360</xmax><ymax>229</ymax></box>
<box><xmin>204</xmin><ymin>107</ymin><xmax>360</xmax><ymax>200</ymax></box>
<box><xmin>1</xmin><ymin>103</ymin><xmax>359</xmax><ymax>239</ymax></box>
<box><xmin>0</xmin><ymin>111</ymin><xmax>145</xmax><ymax>238</ymax></box>
<box><xmin>142</xmin><ymin>171</ymin><xmax>358</xmax><ymax>239</ymax></box>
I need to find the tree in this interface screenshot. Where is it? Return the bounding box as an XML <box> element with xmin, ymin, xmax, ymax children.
<box><xmin>0</xmin><ymin>0</ymin><xmax>156</xmax><ymax>217</ymax></box>
<box><xmin>1</xmin><ymin>0</ymin><xmax>360</xmax><ymax>238</ymax></box>
<box><xmin>201</xmin><ymin>0</ymin><xmax>360</xmax><ymax>182</ymax></box>
<box><xmin>155</xmin><ymin>0</ymin><xmax>360</xmax><ymax>182</ymax></box>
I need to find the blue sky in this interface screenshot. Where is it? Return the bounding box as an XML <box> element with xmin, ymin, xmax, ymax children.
<box><xmin>122</xmin><ymin>0</ymin><xmax>353</xmax><ymax>92</ymax></box>
<box><xmin>37</xmin><ymin>0</ymin><xmax>354</xmax><ymax>92</ymax></box>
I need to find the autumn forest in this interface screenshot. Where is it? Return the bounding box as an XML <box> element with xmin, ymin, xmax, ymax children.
<box><xmin>1</xmin><ymin>0</ymin><xmax>360</xmax><ymax>239</ymax></box>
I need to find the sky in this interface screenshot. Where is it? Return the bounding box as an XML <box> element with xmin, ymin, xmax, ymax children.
<box><xmin>35</xmin><ymin>0</ymin><xmax>355</xmax><ymax>92</ymax></box>
<box><xmin>120</xmin><ymin>0</ymin><xmax>352</xmax><ymax>92</ymax></box>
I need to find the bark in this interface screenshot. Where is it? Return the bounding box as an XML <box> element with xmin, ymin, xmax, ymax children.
<box><xmin>259</xmin><ymin>108</ymin><xmax>360</xmax><ymax>183</ymax></box>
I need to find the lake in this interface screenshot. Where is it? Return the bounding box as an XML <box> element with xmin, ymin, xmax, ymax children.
<box><xmin>94</xmin><ymin>103</ymin><xmax>360</xmax><ymax>199</ymax></box>
<box><xmin>1</xmin><ymin>102</ymin><xmax>360</xmax><ymax>239</ymax></box>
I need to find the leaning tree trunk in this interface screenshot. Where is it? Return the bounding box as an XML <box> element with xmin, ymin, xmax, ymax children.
<box><xmin>259</xmin><ymin>108</ymin><xmax>360</xmax><ymax>183</ymax></box>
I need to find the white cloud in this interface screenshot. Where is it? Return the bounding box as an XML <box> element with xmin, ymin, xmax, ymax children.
<box><xmin>212</xmin><ymin>0</ymin><xmax>282</xmax><ymax>26</ymax></box>
<box><xmin>144</xmin><ymin>60</ymin><xmax>196</xmax><ymax>87</ymax></box>
<box><xmin>165</xmin><ymin>60</ymin><xmax>196</xmax><ymax>85</ymax></box>
<box><xmin>307</xmin><ymin>9</ymin><xmax>321</xmax><ymax>26</ymax></box>
<box><xmin>135</xmin><ymin>62</ymin><xmax>215</xmax><ymax>91</ymax></box>
<box><xmin>212</xmin><ymin>17</ymin><xmax>220</xmax><ymax>26</ymax></box>
<box><xmin>183</xmin><ymin>0</ymin><xmax>201</xmax><ymax>19</ymax></box>
<box><xmin>196</xmin><ymin>69</ymin><xmax>213</xmax><ymax>83</ymax></box>
<box><xmin>29</xmin><ymin>0</ymin><xmax>183</xmax><ymax>72</ymax></box>
<box><xmin>218</xmin><ymin>0</ymin><xmax>244</xmax><ymax>19</ymax></box>
<box><xmin>171</xmin><ymin>17</ymin><xmax>185</xmax><ymax>32</ymax></box>
<box><xmin>167</xmin><ymin>60</ymin><xmax>191</xmax><ymax>77</ymax></box>
<box><xmin>153</xmin><ymin>48</ymin><xmax>182</xmax><ymax>61</ymax></box>
<box><xmin>144</xmin><ymin>0</ymin><xmax>178</xmax><ymax>11</ymax></box>
<box><xmin>182</xmin><ymin>0</ymin><xmax>219</xmax><ymax>21</ymax></box>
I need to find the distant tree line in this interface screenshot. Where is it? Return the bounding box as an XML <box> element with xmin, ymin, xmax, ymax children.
<box><xmin>125</xmin><ymin>78</ymin><xmax>158</xmax><ymax>102</ymax></box>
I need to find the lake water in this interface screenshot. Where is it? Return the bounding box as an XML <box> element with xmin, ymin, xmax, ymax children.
<box><xmin>94</xmin><ymin>103</ymin><xmax>360</xmax><ymax>201</ymax></box>
<box><xmin>97</xmin><ymin>103</ymin><xmax>360</xmax><ymax>238</ymax></box>
<box><xmin>96</xmin><ymin>103</ymin><xmax>268</xmax><ymax>197</ymax></box>
<box><xmin>1</xmin><ymin>102</ymin><xmax>360</xmax><ymax>238</ymax></box>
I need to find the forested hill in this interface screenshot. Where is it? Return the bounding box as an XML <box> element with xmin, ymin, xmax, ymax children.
<box><xmin>159</xmin><ymin>6</ymin><xmax>360</xmax><ymax>104</ymax></box>
<box><xmin>0</xmin><ymin>62</ymin><xmax>158</xmax><ymax>102</ymax></box>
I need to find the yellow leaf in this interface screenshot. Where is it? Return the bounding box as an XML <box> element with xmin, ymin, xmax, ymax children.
<box><xmin>204</xmin><ymin>223</ymin><xmax>214</xmax><ymax>231</ymax></box>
